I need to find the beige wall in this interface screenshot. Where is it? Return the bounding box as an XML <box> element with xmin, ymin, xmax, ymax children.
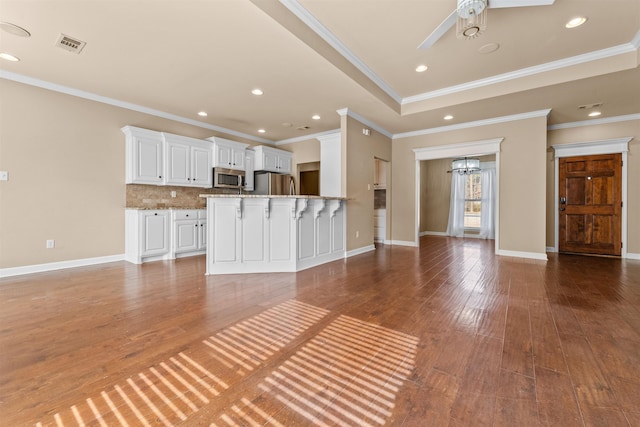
<box><xmin>344</xmin><ymin>116</ymin><xmax>392</xmax><ymax>251</ymax></box>
<box><xmin>420</xmin><ymin>158</ymin><xmax>451</xmax><ymax>233</ymax></box>
<box><xmin>392</xmin><ymin>116</ymin><xmax>548</xmax><ymax>255</ymax></box>
<box><xmin>547</xmin><ymin>119</ymin><xmax>640</xmax><ymax>254</ymax></box>
<box><xmin>0</xmin><ymin>80</ymin><xmax>250</xmax><ymax>269</ymax></box>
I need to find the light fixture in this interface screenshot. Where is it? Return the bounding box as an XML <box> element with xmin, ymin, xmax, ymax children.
<box><xmin>565</xmin><ymin>16</ymin><xmax>587</xmax><ymax>29</ymax></box>
<box><xmin>0</xmin><ymin>52</ymin><xmax>19</xmax><ymax>62</ymax></box>
<box><xmin>197</xmin><ymin>111</ymin><xmax>208</xmax><ymax>117</ymax></box>
<box><xmin>588</xmin><ymin>111</ymin><xmax>601</xmax><ymax>117</ymax></box>
<box><xmin>444</xmin><ymin>114</ymin><xmax>454</xmax><ymax>120</ymax></box>
<box><xmin>251</xmin><ymin>89</ymin><xmax>263</xmax><ymax>96</ymax></box>
<box><xmin>450</xmin><ymin>157</ymin><xmax>480</xmax><ymax>174</ymax></box>
<box><xmin>415</xmin><ymin>64</ymin><xmax>428</xmax><ymax>73</ymax></box>
<box><xmin>312</xmin><ymin>115</ymin><xmax>321</xmax><ymax>120</ymax></box>
<box><xmin>258</xmin><ymin>129</ymin><xmax>266</xmax><ymax>133</ymax></box>
<box><xmin>0</xmin><ymin>22</ymin><xmax>31</xmax><ymax>37</ymax></box>
<box><xmin>456</xmin><ymin>0</ymin><xmax>487</xmax><ymax>40</ymax></box>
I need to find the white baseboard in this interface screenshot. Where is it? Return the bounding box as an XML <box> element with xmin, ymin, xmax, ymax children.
<box><xmin>389</xmin><ymin>240</ymin><xmax>419</xmax><ymax>247</ymax></box>
<box><xmin>346</xmin><ymin>245</ymin><xmax>376</xmax><ymax>258</ymax></box>
<box><xmin>421</xmin><ymin>231</ymin><xmax>447</xmax><ymax>236</ymax></box>
<box><xmin>496</xmin><ymin>249</ymin><xmax>548</xmax><ymax>261</ymax></box>
<box><xmin>626</xmin><ymin>253</ymin><xmax>640</xmax><ymax>260</ymax></box>
<box><xmin>0</xmin><ymin>254</ymin><xmax>125</xmax><ymax>278</ymax></box>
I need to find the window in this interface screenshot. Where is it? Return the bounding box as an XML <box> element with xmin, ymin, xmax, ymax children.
<box><xmin>464</xmin><ymin>172</ymin><xmax>481</xmax><ymax>229</ymax></box>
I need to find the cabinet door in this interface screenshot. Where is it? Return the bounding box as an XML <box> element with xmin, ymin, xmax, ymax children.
<box><xmin>165</xmin><ymin>140</ymin><xmax>190</xmax><ymax>186</ymax></box>
<box><xmin>263</xmin><ymin>152</ymin><xmax>279</xmax><ymax>171</ymax></box>
<box><xmin>191</xmin><ymin>145</ymin><xmax>212</xmax><ymax>187</ymax></box>
<box><xmin>198</xmin><ymin>220</ymin><xmax>207</xmax><ymax>250</ymax></box>
<box><xmin>232</xmin><ymin>149</ymin><xmax>246</xmax><ymax>170</ymax></box>
<box><xmin>141</xmin><ymin>211</ymin><xmax>169</xmax><ymax>256</ymax></box>
<box><xmin>133</xmin><ymin>136</ymin><xmax>164</xmax><ymax>184</ymax></box>
<box><xmin>214</xmin><ymin>144</ymin><xmax>233</xmax><ymax>168</ymax></box>
<box><xmin>244</xmin><ymin>152</ymin><xmax>255</xmax><ymax>191</ymax></box>
<box><xmin>174</xmin><ymin>219</ymin><xmax>199</xmax><ymax>253</ymax></box>
<box><xmin>278</xmin><ymin>154</ymin><xmax>292</xmax><ymax>174</ymax></box>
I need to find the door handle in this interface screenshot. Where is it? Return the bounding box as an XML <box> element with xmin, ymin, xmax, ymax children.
<box><xmin>560</xmin><ymin>197</ymin><xmax>566</xmax><ymax>204</ymax></box>
<box><xmin>560</xmin><ymin>207</ymin><xmax>566</xmax><ymax>211</ymax></box>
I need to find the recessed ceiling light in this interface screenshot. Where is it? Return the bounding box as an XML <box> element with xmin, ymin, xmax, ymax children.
<box><xmin>258</xmin><ymin>129</ymin><xmax>266</xmax><ymax>133</ymax></box>
<box><xmin>565</xmin><ymin>17</ymin><xmax>587</xmax><ymax>28</ymax></box>
<box><xmin>415</xmin><ymin>65</ymin><xmax>428</xmax><ymax>73</ymax></box>
<box><xmin>0</xmin><ymin>52</ymin><xmax>19</xmax><ymax>62</ymax></box>
<box><xmin>197</xmin><ymin>111</ymin><xmax>208</xmax><ymax>117</ymax></box>
<box><xmin>312</xmin><ymin>115</ymin><xmax>321</xmax><ymax>120</ymax></box>
<box><xmin>444</xmin><ymin>115</ymin><xmax>454</xmax><ymax>120</ymax></box>
<box><xmin>251</xmin><ymin>89</ymin><xmax>264</xmax><ymax>96</ymax></box>
<box><xmin>0</xmin><ymin>22</ymin><xmax>30</xmax><ymax>37</ymax></box>
<box><xmin>588</xmin><ymin>111</ymin><xmax>601</xmax><ymax>117</ymax></box>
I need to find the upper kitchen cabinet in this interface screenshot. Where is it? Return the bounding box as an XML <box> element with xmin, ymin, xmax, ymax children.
<box><xmin>207</xmin><ymin>137</ymin><xmax>249</xmax><ymax>171</ymax></box>
<box><xmin>374</xmin><ymin>158</ymin><xmax>387</xmax><ymax>189</ymax></box>
<box><xmin>122</xmin><ymin>126</ymin><xmax>164</xmax><ymax>185</ymax></box>
<box><xmin>164</xmin><ymin>133</ymin><xmax>212</xmax><ymax>188</ymax></box>
<box><xmin>253</xmin><ymin>145</ymin><xmax>292</xmax><ymax>174</ymax></box>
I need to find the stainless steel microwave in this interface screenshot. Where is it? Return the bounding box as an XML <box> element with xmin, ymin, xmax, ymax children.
<box><xmin>213</xmin><ymin>168</ymin><xmax>245</xmax><ymax>189</ymax></box>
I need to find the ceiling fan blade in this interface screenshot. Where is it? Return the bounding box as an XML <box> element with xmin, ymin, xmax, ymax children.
<box><xmin>488</xmin><ymin>0</ymin><xmax>555</xmax><ymax>9</ymax></box>
<box><xmin>417</xmin><ymin>9</ymin><xmax>457</xmax><ymax>50</ymax></box>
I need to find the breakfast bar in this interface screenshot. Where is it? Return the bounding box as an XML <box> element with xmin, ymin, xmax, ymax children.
<box><xmin>200</xmin><ymin>195</ymin><xmax>346</xmax><ymax>274</ymax></box>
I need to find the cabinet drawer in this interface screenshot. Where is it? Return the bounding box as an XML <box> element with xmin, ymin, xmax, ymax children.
<box><xmin>198</xmin><ymin>209</ymin><xmax>207</xmax><ymax>220</ymax></box>
<box><xmin>173</xmin><ymin>210</ymin><xmax>199</xmax><ymax>220</ymax></box>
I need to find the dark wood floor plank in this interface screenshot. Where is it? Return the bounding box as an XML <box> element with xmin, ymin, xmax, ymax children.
<box><xmin>1</xmin><ymin>236</ymin><xmax>639</xmax><ymax>426</ymax></box>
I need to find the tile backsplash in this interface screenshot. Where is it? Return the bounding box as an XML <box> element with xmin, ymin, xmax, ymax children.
<box><xmin>126</xmin><ymin>184</ymin><xmax>238</xmax><ymax>209</ymax></box>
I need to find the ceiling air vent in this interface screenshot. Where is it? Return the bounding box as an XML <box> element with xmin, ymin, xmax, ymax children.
<box><xmin>296</xmin><ymin>125</ymin><xmax>310</xmax><ymax>131</ymax></box>
<box><xmin>55</xmin><ymin>34</ymin><xmax>86</xmax><ymax>54</ymax></box>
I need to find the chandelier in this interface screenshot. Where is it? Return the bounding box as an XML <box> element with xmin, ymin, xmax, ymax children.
<box><xmin>450</xmin><ymin>157</ymin><xmax>481</xmax><ymax>174</ymax></box>
<box><xmin>456</xmin><ymin>0</ymin><xmax>487</xmax><ymax>40</ymax></box>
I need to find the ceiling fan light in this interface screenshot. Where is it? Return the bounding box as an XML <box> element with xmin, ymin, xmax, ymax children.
<box><xmin>456</xmin><ymin>2</ymin><xmax>487</xmax><ymax>40</ymax></box>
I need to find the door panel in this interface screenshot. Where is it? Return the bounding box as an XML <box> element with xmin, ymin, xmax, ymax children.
<box><xmin>559</xmin><ymin>153</ymin><xmax>621</xmax><ymax>256</ymax></box>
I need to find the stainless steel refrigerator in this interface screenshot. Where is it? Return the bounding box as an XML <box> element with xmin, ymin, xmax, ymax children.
<box><xmin>253</xmin><ymin>172</ymin><xmax>295</xmax><ymax>195</ymax></box>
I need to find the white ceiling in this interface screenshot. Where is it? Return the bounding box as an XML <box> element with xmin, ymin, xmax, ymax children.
<box><xmin>1</xmin><ymin>0</ymin><xmax>639</xmax><ymax>143</ymax></box>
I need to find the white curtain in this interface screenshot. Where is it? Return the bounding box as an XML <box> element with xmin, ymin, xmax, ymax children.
<box><xmin>479</xmin><ymin>165</ymin><xmax>496</xmax><ymax>239</ymax></box>
<box><xmin>446</xmin><ymin>172</ymin><xmax>466</xmax><ymax>237</ymax></box>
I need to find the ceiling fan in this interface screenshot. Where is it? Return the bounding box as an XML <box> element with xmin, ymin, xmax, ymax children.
<box><xmin>418</xmin><ymin>0</ymin><xmax>556</xmax><ymax>49</ymax></box>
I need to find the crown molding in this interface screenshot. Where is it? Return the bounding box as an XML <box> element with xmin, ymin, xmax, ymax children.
<box><xmin>279</xmin><ymin>0</ymin><xmax>402</xmax><ymax>104</ymax></box>
<box><xmin>0</xmin><ymin>70</ymin><xmax>273</xmax><ymax>144</ymax></box>
<box><xmin>395</xmin><ymin>109</ymin><xmax>551</xmax><ymax>140</ymax></box>
<box><xmin>547</xmin><ymin>113</ymin><xmax>640</xmax><ymax>130</ymax></box>
<box><xmin>403</xmin><ymin>38</ymin><xmax>639</xmax><ymax>106</ymax></box>
<box><xmin>336</xmin><ymin>108</ymin><xmax>393</xmax><ymax>138</ymax></box>
<box><xmin>275</xmin><ymin>128</ymin><xmax>340</xmax><ymax>146</ymax></box>
<box><xmin>551</xmin><ymin>137</ymin><xmax>632</xmax><ymax>158</ymax></box>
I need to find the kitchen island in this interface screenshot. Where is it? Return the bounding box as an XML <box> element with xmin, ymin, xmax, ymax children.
<box><xmin>200</xmin><ymin>195</ymin><xmax>346</xmax><ymax>274</ymax></box>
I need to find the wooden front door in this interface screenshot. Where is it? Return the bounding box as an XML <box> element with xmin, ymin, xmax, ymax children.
<box><xmin>559</xmin><ymin>153</ymin><xmax>622</xmax><ymax>256</ymax></box>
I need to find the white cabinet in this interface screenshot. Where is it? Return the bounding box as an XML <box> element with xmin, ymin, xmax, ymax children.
<box><xmin>374</xmin><ymin>159</ymin><xmax>387</xmax><ymax>189</ymax></box>
<box><xmin>125</xmin><ymin>209</ymin><xmax>171</xmax><ymax>264</ymax></box>
<box><xmin>253</xmin><ymin>146</ymin><xmax>293</xmax><ymax>174</ymax></box>
<box><xmin>123</xmin><ymin>126</ymin><xmax>212</xmax><ymax>188</ymax></box>
<box><xmin>122</xmin><ymin>126</ymin><xmax>164</xmax><ymax>185</ymax></box>
<box><xmin>173</xmin><ymin>209</ymin><xmax>206</xmax><ymax>256</ymax></box>
<box><xmin>207</xmin><ymin>137</ymin><xmax>249</xmax><ymax>171</ymax></box>
<box><xmin>125</xmin><ymin>209</ymin><xmax>207</xmax><ymax>264</ymax></box>
<box><xmin>244</xmin><ymin>149</ymin><xmax>255</xmax><ymax>192</ymax></box>
<box><xmin>164</xmin><ymin>134</ymin><xmax>212</xmax><ymax>188</ymax></box>
<box><xmin>374</xmin><ymin>209</ymin><xmax>386</xmax><ymax>242</ymax></box>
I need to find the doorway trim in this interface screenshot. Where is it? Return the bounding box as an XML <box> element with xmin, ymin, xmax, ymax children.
<box><xmin>413</xmin><ymin>138</ymin><xmax>503</xmax><ymax>252</ymax></box>
<box><xmin>551</xmin><ymin>137</ymin><xmax>632</xmax><ymax>257</ymax></box>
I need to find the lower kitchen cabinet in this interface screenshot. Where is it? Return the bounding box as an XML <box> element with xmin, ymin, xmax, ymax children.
<box><xmin>125</xmin><ymin>209</ymin><xmax>206</xmax><ymax>264</ymax></box>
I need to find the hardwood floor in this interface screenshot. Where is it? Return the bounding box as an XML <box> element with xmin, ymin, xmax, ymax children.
<box><xmin>1</xmin><ymin>236</ymin><xmax>639</xmax><ymax>426</ymax></box>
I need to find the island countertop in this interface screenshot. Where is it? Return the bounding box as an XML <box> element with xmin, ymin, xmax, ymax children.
<box><xmin>199</xmin><ymin>194</ymin><xmax>348</xmax><ymax>200</ymax></box>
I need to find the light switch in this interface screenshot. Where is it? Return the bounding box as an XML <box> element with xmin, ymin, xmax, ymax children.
<box><xmin>0</xmin><ymin>171</ymin><xmax>8</xmax><ymax>181</ymax></box>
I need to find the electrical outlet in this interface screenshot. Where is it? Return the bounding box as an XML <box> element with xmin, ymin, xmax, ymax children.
<box><xmin>355</xmin><ymin>231</ymin><xmax>359</xmax><ymax>238</ymax></box>
<box><xmin>170</xmin><ymin>191</ymin><xmax>177</xmax><ymax>198</ymax></box>
<box><xmin>0</xmin><ymin>171</ymin><xmax>8</xmax><ymax>181</ymax></box>
<box><xmin>46</xmin><ymin>240</ymin><xmax>55</xmax><ymax>249</ymax></box>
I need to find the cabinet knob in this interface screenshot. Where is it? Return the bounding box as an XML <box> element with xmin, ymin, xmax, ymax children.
<box><xmin>154</xmin><ymin>213</ymin><xmax>158</xmax><ymax>216</ymax></box>
<box><xmin>158</xmin><ymin>175</ymin><xmax>162</xmax><ymax>179</ymax></box>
